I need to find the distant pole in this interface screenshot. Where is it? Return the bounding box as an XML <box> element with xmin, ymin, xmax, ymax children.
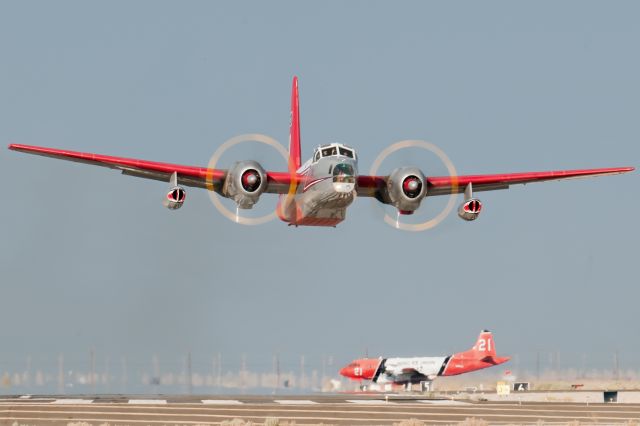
<box><xmin>121</xmin><ymin>356</ymin><xmax>128</xmax><ymax>394</ymax></box>
<box><xmin>299</xmin><ymin>355</ymin><xmax>305</xmax><ymax>390</ymax></box>
<box><xmin>90</xmin><ymin>348</ymin><xmax>96</xmax><ymax>393</ymax></box>
<box><xmin>276</xmin><ymin>353</ymin><xmax>280</xmax><ymax>394</ymax></box>
<box><xmin>581</xmin><ymin>353</ymin><xmax>587</xmax><ymax>379</ymax></box>
<box><xmin>105</xmin><ymin>356</ymin><xmax>110</xmax><ymax>394</ymax></box>
<box><xmin>240</xmin><ymin>354</ymin><xmax>247</xmax><ymax>391</ymax></box>
<box><xmin>272</xmin><ymin>354</ymin><xmax>277</xmax><ymax>395</ymax></box>
<box><xmin>57</xmin><ymin>354</ymin><xmax>64</xmax><ymax>394</ymax></box>
<box><xmin>613</xmin><ymin>351</ymin><xmax>620</xmax><ymax>380</ymax></box>
<box><xmin>187</xmin><ymin>351</ymin><xmax>193</xmax><ymax>395</ymax></box>
<box><xmin>536</xmin><ymin>352</ymin><xmax>540</xmax><ymax>380</ymax></box>
<box><xmin>152</xmin><ymin>354</ymin><xmax>160</xmax><ymax>394</ymax></box>
<box><xmin>211</xmin><ymin>355</ymin><xmax>216</xmax><ymax>391</ymax></box>
<box><xmin>216</xmin><ymin>353</ymin><xmax>222</xmax><ymax>389</ymax></box>
<box><xmin>25</xmin><ymin>355</ymin><xmax>32</xmax><ymax>387</ymax></box>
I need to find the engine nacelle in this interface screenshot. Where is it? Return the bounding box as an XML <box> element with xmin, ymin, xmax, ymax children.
<box><xmin>222</xmin><ymin>161</ymin><xmax>267</xmax><ymax>209</ymax></box>
<box><xmin>386</xmin><ymin>167</ymin><xmax>427</xmax><ymax>213</ymax></box>
<box><xmin>458</xmin><ymin>198</ymin><xmax>482</xmax><ymax>221</ymax></box>
<box><xmin>163</xmin><ymin>186</ymin><xmax>186</xmax><ymax>210</ymax></box>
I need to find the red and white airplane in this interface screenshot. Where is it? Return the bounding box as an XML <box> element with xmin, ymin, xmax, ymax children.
<box><xmin>8</xmin><ymin>77</ymin><xmax>633</xmax><ymax>227</ymax></box>
<box><xmin>340</xmin><ymin>330</ymin><xmax>509</xmax><ymax>387</ymax></box>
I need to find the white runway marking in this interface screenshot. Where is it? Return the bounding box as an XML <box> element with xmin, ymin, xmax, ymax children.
<box><xmin>346</xmin><ymin>399</ymin><xmax>395</xmax><ymax>404</ymax></box>
<box><xmin>18</xmin><ymin>395</ymin><xmax>31</xmax><ymax>399</ymax></box>
<box><xmin>418</xmin><ymin>399</ymin><xmax>472</xmax><ymax>405</ymax></box>
<box><xmin>128</xmin><ymin>399</ymin><xmax>167</xmax><ymax>404</ymax></box>
<box><xmin>201</xmin><ymin>399</ymin><xmax>243</xmax><ymax>405</ymax></box>
<box><xmin>274</xmin><ymin>399</ymin><xmax>318</xmax><ymax>405</ymax></box>
<box><xmin>51</xmin><ymin>399</ymin><xmax>93</xmax><ymax>404</ymax></box>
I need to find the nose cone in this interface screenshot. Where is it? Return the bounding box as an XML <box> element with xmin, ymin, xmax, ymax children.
<box><xmin>333</xmin><ymin>182</ymin><xmax>355</xmax><ymax>193</ymax></box>
<box><xmin>339</xmin><ymin>365</ymin><xmax>352</xmax><ymax>378</ymax></box>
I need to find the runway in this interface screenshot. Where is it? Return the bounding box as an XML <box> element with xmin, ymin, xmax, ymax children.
<box><xmin>1</xmin><ymin>395</ymin><xmax>639</xmax><ymax>425</ymax></box>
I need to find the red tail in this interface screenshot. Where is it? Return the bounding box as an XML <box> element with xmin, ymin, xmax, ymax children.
<box><xmin>441</xmin><ymin>330</ymin><xmax>510</xmax><ymax>376</ymax></box>
<box><xmin>289</xmin><ymin>76</ymin><xmax>302</xmax><ymax>172</ymax></box>
<box><xmin>471</xmin><ymin>330</ymin><xmax>497</xmax><ymax>358</ymax></box>
<box><xmin>276</xmin><ymin>77</ymin><xmax>302</xmax><ymax>223</ymax></box>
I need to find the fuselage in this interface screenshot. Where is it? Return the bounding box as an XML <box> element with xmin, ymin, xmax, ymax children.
<box><xmin>278</xmin><ymin>142</ymin><xmax>358</xmax><ymax>226</ymax></box>
<box><xmin>340</xmin><ymin>356</ymin><xmax>448</xmax><ymax>385</ymax></box>
<box><xmin>340</xmin><ymin>331</ymin><xmax>511</xmax><ymax>386</ymax></box>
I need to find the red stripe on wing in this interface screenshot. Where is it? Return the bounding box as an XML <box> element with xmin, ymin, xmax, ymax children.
<box><xmin>427</xmin><ymin>167</ymin><xmax>635</xmax><ymax>188</ymax></box>
<box><xmin>8</xmin><ymin>143</ymin><xmax>224</xmax><ymax>180</ymax></box>
<box><xmin>8</xmin><ymin>144</ymin><xmax>305</xmax><ymax>192</ymax></box>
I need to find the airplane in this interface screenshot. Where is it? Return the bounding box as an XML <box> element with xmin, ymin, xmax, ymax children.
<box><xmin>8</xmin><ymin>76</ymin><xmax>634</xmax><ymax>228</ymax></box>
<box><xmin>339</xmin><ymin>330</ymin><xmax>509</xmax><ymax>388</ymax></box>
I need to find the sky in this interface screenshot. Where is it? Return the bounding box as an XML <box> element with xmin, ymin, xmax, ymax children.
<box><xmin>0</xmin><ymin>0</ymin><xmax>638</xmax><ymax>389</ymax></box>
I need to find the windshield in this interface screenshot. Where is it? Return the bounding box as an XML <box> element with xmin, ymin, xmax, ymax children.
<box><xmin>321</xmin><ymin>147</ymin><xmax>337</xmax><ymax>157</ymax></box>
<box><xmin>339</xmin><ymin>147</ymin><xmax>354</xmax><ymax>158</ymax></box>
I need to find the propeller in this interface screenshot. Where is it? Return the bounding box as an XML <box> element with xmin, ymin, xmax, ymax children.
<box><xmin>368</xmin><ymin>139</ymin><xmax>459</xmax><ymax>232</ymax></box>
<box><xmin>205</xmin><ymin>133</ymin><xmax>295</xmax><ymax>225</ymax></box>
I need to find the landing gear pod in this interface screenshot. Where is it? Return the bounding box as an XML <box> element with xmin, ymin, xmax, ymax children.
<box><xmin>163</xmin><ymin>172</ymin><xmax>186</xmax><ymax>210</ymax></box>
<box><xmin>458</xmin><ymin>198</ymin><xmax>482</xmax><ymax>221</ymax></box>
<box><xmin>164</xmin><ymin>186</ymin><xmax>186</xmax><ymax>210</ymax></box>
<box><xmin>457</xmin><ymin>183</ymin><xmax>482</xmax><ymax>221</ymax></box>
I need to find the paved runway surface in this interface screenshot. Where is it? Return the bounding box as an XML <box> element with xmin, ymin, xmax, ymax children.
<box><xmin>1</xmin><ymin>395</ymin><xmax>639</xmax><ymax>425</ymax></box>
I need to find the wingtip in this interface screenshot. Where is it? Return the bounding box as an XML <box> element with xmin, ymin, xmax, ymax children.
<box><xmin>8</xmin><ymin>143</ymin><xmax>29</xmax><ymax>151</ymax></box>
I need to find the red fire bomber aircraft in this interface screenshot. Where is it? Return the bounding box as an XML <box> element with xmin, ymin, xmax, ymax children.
<box><xmin>8</xmin><ymin>77</ymin><xmax>633</xmax><ymax>227</ymax></box>
<box><xmin>340</xmin><ymin>330</ymin><xmax>509</xmax><ymax>387</ymax></box>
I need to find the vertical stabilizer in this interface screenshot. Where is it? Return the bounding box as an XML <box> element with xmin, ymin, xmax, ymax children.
<box><xmin>471</xmin><ymin>330</ymin><xmax>497</xmax><ymax>357</ymax></box>
<box><xmin>440</xmin><ymin>330</ymin><xmax>509</xmax><ymax>376</ymax></box>
<box><xmin>289</xmin><ymin>76</ymin><xmax>302</xmax><ymax>172</ymax></box>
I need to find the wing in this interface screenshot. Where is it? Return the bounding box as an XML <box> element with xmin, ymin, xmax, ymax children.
<box><xmin>357</xmin><ymin>167</ymin><xmax>634</xmax><ymax>197</ymax></box>
<box><xmin>8</xmin><ymin>144</ymin><xmax>302</xmax><ymax>194</ymax></box>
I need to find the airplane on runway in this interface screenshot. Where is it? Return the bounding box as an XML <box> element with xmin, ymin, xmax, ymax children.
<box><xmin>340</xmin><ymin>330</ymin><xmax>510</xmax><ymax>388</ymax></box>
<box><xmin>8</xmin><ymin>77</ymin><xmax>634</xmax><ymax>227</ymax></box>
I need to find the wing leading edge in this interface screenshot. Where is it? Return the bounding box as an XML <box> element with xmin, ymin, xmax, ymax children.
<box><xmin>8</xmin><ymin>144</ymin><xmax>302</xmax><ymax>194</ymax></box>
<box><xmin>9</xmin><ymin>144</ymin><xmax>633</xmax><ymax>199</ymax></box>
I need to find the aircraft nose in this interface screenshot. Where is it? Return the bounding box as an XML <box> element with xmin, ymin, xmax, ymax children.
<box><xmin>339</xmin><ymin>366</ymin><xmax>351</xmax><ymax>377</ymax></box>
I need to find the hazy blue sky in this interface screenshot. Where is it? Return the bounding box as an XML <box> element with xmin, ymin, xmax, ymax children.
<box><xmin>1</xmin><ymin>0</ymin><xmax>638</xmax><ymax>384</ymax></box>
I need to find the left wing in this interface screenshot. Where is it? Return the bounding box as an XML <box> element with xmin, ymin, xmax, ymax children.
<box><xmin>8</xmin><ymin>144</ymin><xmax>302</xmax><ymax>193</ymax></box>
<box><xmin>357</xmin><ymin>167</ymin><xmax>634</xmax><ymax>197</ymax></box>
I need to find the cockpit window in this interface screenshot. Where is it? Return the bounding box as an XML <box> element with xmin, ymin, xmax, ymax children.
<box><xmin>333</xmin><ymin>163</ymin><xmax>355</xmax><ymax>183</ymax></box>
<box><xmin>321</xmin><ymin>147</ymin><xmax>337</xmax><ymax>157</ymax></box>
<box><xmin>339</xmin><ymin>147</ymin><xmax>354</xmax><ymax>158</ymax></box>
<box><xmin>314</xmin><ymin>150</ymin><xmax>320</xmax><ymax>162</ymax></box>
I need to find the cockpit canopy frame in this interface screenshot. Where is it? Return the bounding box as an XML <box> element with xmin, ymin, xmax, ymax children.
<box><xmin>313</xmin><ymin>143</ymin><xmax>356</xmax><ymax>162</ymax></box>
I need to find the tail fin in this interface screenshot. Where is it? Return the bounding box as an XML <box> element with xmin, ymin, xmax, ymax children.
<box><xmin>440</xmin><ymin>330</ymin><xmax>509</xmax><ymax>376</ymax></box>
<box><xmin>289</xmin><ymin>76</ymin><xmax>302</xmax><ymax>172</ymax></box>
<box><xmin>470</xmin><ymin>330</ymin><xmax>497</xmax><ymax>358</ymax></box>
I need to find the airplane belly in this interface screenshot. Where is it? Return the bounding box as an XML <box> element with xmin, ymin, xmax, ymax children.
<box><xmin>292</xmin><ymin>180</ymin><xmax>355</xmax><ymax>226</ymax></box>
